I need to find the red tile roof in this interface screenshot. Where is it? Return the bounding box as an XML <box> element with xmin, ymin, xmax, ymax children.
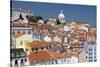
<box><xmin>29</xmin><ymin>41</ymin><xmax>62</xmax><ymax>48</ymax></box>
<box><xmin>29</xmin><ymin>41</ymin><xmax>50</xmax><ymax>48</ymax></box>
<box><xmin>12</xmin><ymin>23</ymin><xmax>33</xmax><ymax>28</ymax></box>
<box><xmin>28</xmin><ymin>50</ymin><xmax>62</xmax><ymax>64</ymax></box>
<box><xmin>86</xmin><ymin>32</ymin><xmax>96</xmax><ymax>36</ymax></box>
<box><xmin>15</xmin><ymin>33</ymin><xmax>24</xmax><ymax>38</ymax></box>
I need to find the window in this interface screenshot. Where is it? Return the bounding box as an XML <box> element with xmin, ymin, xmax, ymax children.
<box><xmin>18</xmin><ymin>31</ymin><xmax>20</xmax><ymax>33</ymax></box>
<box><xmin>35</xmin><ymin>48</ymin><xmax>38</xmax><ymax>51</ymax></box>
<box><xmin>94</xmin><ymin>56</ymin><xmax>96</xmax><ymax>58</ymax></box>
<box><xmin>41</xmin><ymin>47</ymin><xmax>44</xmax><ymax>50</ymax></box>
<box><xmin>15</xmin><ymin>60</ymin><xmax>18</xmax><ymax>65</ymax></box>
<box><xmin>94</xmin><ymin>52</ymin><xmax>96</xmax><ymax>55</ymax></box>
<box><xmin>51</xmin><ymin>62</ymin><xmax>54</xmax><ymax>64</ymax></box>
<box><xmin>94</xmin><ymin>60</ymin><xmax>97</xmax><ymax>62</ymax></box>
<box><xmin>49</xmin><ymin>46</ymin><xmax>51</xmax><ymax>49</ymax></box>
<box><xmin>61</xmin><ymin>59</ymin><xmax>64</xmax><ymax>62</ymax></box>
<box><xmin>25</xmin><ymin>59</ymin><xmax>27</xmax><ymax>62</ymax></box>
<box><xmin>55</xmin><ymin>61</ymin><xmax>58</xmax><ymax>64</ymax></box>
<box><xmin>23</xmin><ymin>31</ymin><xmax>25</xmax><ymax>34</ymax></box>
<box><xmin>32</xmin><ymin>48</ymin><xmax>34</xmax><ymax>51</ymax></box>
<box><xmin>89</xmin><ymin>48</ymin><xmax>92</xmax><ymax>51</ymax></box>
<box><xmin>34</xmin><ymin>34</ymin><xmax>40</xmax><ymax>40</ymax></box>
<box><xmin>89</xmin><ymin>57</ymin><xmax>92</xmax><ymax>61</ymax></box>
<box><xmin>28</xmin><ymin>31</ymin><xmax>31</xmax><ymax>34</ymax></box>
<box><xmin>86</xmin><ymin>56</ymin><xmax>88</xmax><ymax>58</ymax></box>
<box><xmin>64</xmin><ymin>59</ymin><xmax>66</xmax><ymax>62</ymax></box>
<box><xmin>20</xmin><ymin>41</ymin><xmax>23</xmax><ymax>45</ymax></box>
<box><xmin>67</xmin><ymin>60</ymin><xmax>69</xmax><ymax>62</ymax></box>
<box><xmin>89</xmin><ymin>60</ymin><xmax>92</xmax><ymax>62</ymax></box>
<box><xmin>89</xmin><ymin>53</ymin><xmax>92</xmax><ymax>56</ymax></box>
<box><xmin>46</xmin><ymin>46</ymin><xmax>49</xmax><ymax>49</ymax></box>
<box><xmin>21</xmin><ymin>59</ymin><xmax>23</xmax><ymax>64</ymax></box>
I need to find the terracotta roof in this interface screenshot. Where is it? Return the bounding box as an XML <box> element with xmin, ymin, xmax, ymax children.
<box><xmin>79</xmin><ymin>35</ymin><xmax>86</xmax><ymax>41</ymax></box>
<box><xmin>86</xmin><ymin>32</ymin><xmax>96</xmax><ymax>36</ymax></box>
<box><xmin>28</xmin><ymin>50</ymin><xmax>62</xmax><ymax>64</ymax></box>
<box><xmin>15</xmin><ymin>33</ymin><xmax>24</xmax><ymax>38</ymax></box>
<box><xmin>12</xmin><ymin>23</ymin><xmax>33</xmax><ymax>28</ymax></box>
<box><xmin>29</xmin><ymin>41</ymin><xmax>62</xmax><ymax>48</ymax></box>
<box><xmin>46</xmin><ymin>50</ymin><xmax>62</xmax><ymax>59</ymax></box>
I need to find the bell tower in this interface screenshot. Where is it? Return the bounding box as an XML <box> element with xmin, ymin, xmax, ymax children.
<box><xmin>58</xmin><ymin>10</ymin><xmax>65</xmax><ymax>23</ymax></box>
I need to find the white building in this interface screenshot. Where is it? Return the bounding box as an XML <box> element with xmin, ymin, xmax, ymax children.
<box><xmin>45</xmin><ymin>56</ymin><xmax>78</xmax><ymax>65</ymax></box>
<box><xmin>58</xmin><ymin>10</ymin><xmax>65</xmax><ymax>23</ymax></box>
<box><xmin>47</xmin><ymin>18</ymin><xmax>57</xmax><ymax>26</ymax></box>
<box><xmin>11</xmin><ymin>27</ymin><xmax>33</xmax><ymax>35</ymax></box>
<box><xmin>44</xmin><ymin>35</ymin><xmax>52</xmax><ymax>42</ymax></box>
<box><xmin>11</xmin><ymin>8</ymin><xmax>33</xmax><ymax>23</ymax></box>
<box><xmin>64</xmin><ymin>26</ymin><xmax>70</xmax><ymax>31</ymax></box>
<box><xmin>83</xmin><ymin>41</ymin><xmax>97</xmax><ymax>62</ymax></box>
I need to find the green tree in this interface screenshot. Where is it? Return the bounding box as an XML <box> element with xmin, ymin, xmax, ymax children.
<box><xmin>26</xmin><ymin>15</ymin><xmax>43</xmax><ymax>23</ymax></box>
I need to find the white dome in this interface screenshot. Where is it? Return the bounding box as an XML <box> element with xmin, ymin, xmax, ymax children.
<box><xmin>58</xmin><ymin>10</ymin><xmax>65</xmax><ymax>19</ymax></box>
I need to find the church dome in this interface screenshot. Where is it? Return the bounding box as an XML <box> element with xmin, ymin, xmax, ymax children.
<box><xmin>58</xmin><ymin>10</ymin><xmax>65</xmax><ymax>19</ymax></box>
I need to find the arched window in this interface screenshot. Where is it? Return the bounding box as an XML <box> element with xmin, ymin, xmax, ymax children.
<box><xmin>21</xmin><ymin>59</ymin><xmax>23</xmax><ymax>64</ymax></box>
<box><xmin>25</xmin><ymin>59</ymin><xmax>27</xmax><ymax>62</ymax></box>
<box><xmin>15</xmin><ymin>60</ymin><xmax>18</xmax><ymax>65</ymax></box>
<box><xmin>35</xmin><ymin>48</ymin><xmax>38</xmax><ymax>51</ymax></box>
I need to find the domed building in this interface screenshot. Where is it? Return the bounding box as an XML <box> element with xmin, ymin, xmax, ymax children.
<box><xmin>58</xmin><ymin>10</ymin><xmax>65</xmax><ymax>23</ymax></box>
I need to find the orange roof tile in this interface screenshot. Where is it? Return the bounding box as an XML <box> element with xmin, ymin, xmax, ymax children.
<box><xmin>29</xmin><ymin>41</ymin><xmax>62</xmax><ymax>48</ymax></box>
<box><xmin>29</xmin><ymin>41</ymin><xmax>50</xmax><ymax>48</ymax></box>
<box><xmin>15</xmin><ymin>33</ymin><xmax>24</xmax><ymax>38</ymax></box>
<box><xmin>28</xmin><ymin>50</ymin><xmax>62</xmax><ymax>64</ymax></box>
<box><xmin>47</xmin><ymin>50</ymin><xmax>62</xmax><ymax>59</ymax></box>
<box><xmin>87</xmin><ymin>32</ymin><xmax>96</xmax><ymax>36</ymax></box>
<box><xmin>12</xmin><ymin>23</ymin><xmax>32</xmax><ymax>28</ymax></box>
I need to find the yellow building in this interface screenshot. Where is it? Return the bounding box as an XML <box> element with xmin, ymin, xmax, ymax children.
<box><xmin>15</xmin><ymin>33</ymin><xmax>33</xmax><ymax>51</ymax></box>
<box><xmin>79</xmin><ymin>25</ymin><xmax>89</xmax><ymax>32</ymax></box>
<box><xmin>24</xmin><ymin>42</ymin><xmax>31</xmax><ymax>53</ymax></box>
<box><xmin>70</xmin><ymin>22</ymin><xmax>78</xmax><ymax>29</ymax></box>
